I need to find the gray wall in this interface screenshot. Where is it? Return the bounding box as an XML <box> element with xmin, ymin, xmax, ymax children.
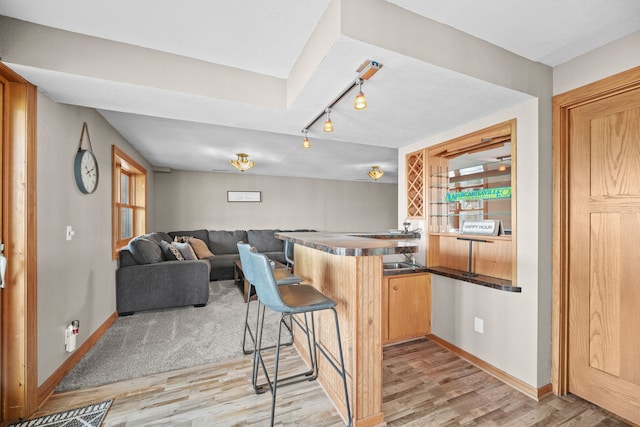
<box><xmin>36</xmin><ymin>94</ymin><xmax>155</xmax><ymax>385</ymax></box>
<box><xmin>153</xmin><ymin>170</ymin><xmax>398</xmax><ymax>232</ymax></box>
<box><xmin>36</xmin><ymin>100</ymin><xmax>396</xmax><ymax>387</ymax></box>
<box><xmin>397</xmin><ymin>31</ymin><xmax>640</xmax><ymax>391</ymax></box>
<box><xmin>400</xmin><ymin>99</ymin><xmax>550</xmax><ymax>389</ymax></box>
<box><xmin>553</xmin><ymin>30</ymin><xmax>640</xmax><ymax>95</ymax></box>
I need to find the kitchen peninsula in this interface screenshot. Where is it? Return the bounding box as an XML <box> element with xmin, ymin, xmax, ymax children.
<box><xmin>276</xmin><ymin>231</ymin><xmax>419</xmax><ymax>426</ymax></box>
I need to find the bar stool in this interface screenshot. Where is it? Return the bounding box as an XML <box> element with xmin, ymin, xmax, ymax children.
<box><xmin>237</xmin><ymin>242</ymin><xmax>302</xmax><ymax>355</ymax></box>
<box><xmin>238</xmin><ymin>243</ymin><xmax>315</xmax><ymax>396</ymax></box>
<box><xmin>249</xmin><ymin>248</ymin><xmax>352</xmax><ymax>427</ymax></box>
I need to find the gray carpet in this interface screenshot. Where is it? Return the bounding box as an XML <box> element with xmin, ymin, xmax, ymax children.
<box><xmin>57</xmin><ymin>280</ymin><xmax>283</xmax><ymax>391</ymax></box>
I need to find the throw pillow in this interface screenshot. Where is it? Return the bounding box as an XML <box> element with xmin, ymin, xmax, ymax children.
<box><xmin>160</xmin><ymin>240</ymin><xmax>184</xmax><ymax>261</ymax></box>
<box><xmin>188</xmin><ymin>237</ymin><xmax>215</xmax><ymax>259</ymax></box>
<box><xmin>173</xmin><ymin>235</ymin><xmax>192</xmax><ymax>243</ymax></box>
<box><xmin>173</xmin><ymin>241</ymin><xmax>197</xmax><ymax>260</ymax></box>
<box><xmin>128</xmin><ymin>237</ymin><xmax>164</xmax><ymax>264</ymax></box>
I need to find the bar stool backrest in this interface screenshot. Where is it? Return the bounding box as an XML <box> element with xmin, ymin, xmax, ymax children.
<box><xmin>284</xmin><ymin>240</ymin><xmax>294</xmax><ymax>267</ymax></box>
<box><xmin>248</xmin><ymin>248</ymin><xmax>288</xmax><ymax>312</ymax></box>
<box><xmin>237</xmin><ymin>242</ymin><xmax>256</xmax><ymax>284</ymax></box>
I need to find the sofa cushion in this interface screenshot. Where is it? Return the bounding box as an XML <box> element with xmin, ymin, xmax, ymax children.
<box><xmin>208</xmin><ymin>253</ymin><xmax>239</xmax><ymax>270</ymax></box>
<box><xmin>147</xmin><ymin>231</ymin><xmax>172</xmax><ymax>245</ymax></box>
<box><xmin>160</xmin><ymin>240</ymin><xmax>183</xmax><ymax>261</ymax></box>
<box><xmin>128</xmin><ymin>236</ymin><xmax>164</xmax><ymax>264</ymax></box>
<box><xmin>189</xmin><ymin>237</ymin><xmax>215</xmax><ymax>259</ymax></box>
<box><xmin>208</xmin><ymin>230</ymin><xmax>248</xmax><ymax>254</ymax></box>
<box><xmin>173</xmin><ymin>242</ymin><xmax>197</xmax><ymax>260</ymax></box>
<box><xmin>168</xmin><ymin>229</ymin><xmax>209</xmax><ymax>245</ymax></box>
<box><xmin>247</xmin><ymin>229</ymin><xmax>283</xmax><ymax>253</ymax></box>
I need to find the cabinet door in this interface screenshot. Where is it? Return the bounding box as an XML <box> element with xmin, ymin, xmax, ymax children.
<box><xmin>387</xmin><ymin>274</ymin><xmax>431</xmax><ymax>341</ymax></box>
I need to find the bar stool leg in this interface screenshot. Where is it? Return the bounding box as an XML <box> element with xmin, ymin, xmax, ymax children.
<box><xmin>252</xmin><ymin>303</ymin><xmax>267</xmax><ymax>392</ymax></box>
<box><xmin>241</xmin><ymin>284</ymin><xmax>256</xmax><ymax>354</ymax></box>
<box><xmin>269</xmin><ymin>314</ymin><xmax>286</xmax><ymax>426</ymax></box>
<box><xmin>243</xmin><ymin>284</ymin><xmax>295</xmax><ymax>355</ymax></box>
<box><xmin>331</xmin><ymin>307</ymin><xmax>352</xmax><ymax>427</ymax></box>
<box><xmin>309</xmin><ymin>309</ymin><xmax>352</xmax><ymax>427</ymax></box>
<box><xmin>253</xmin><ymin>311</ymin><xmax>317</xmax><ymax>395</ymax></box>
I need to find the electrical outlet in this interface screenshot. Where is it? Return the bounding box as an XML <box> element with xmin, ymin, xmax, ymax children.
<box><xmin>66</xmin><ymin>226</ymin><xmax>74</xmax><ymax>241</ymax></box>
<box><xmin>474</xmin><ymin>317</ymin><xmax>484</xmax><ymax>334</ymax></box>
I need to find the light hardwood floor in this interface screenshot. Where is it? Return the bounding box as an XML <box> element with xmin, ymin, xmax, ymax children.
<box><xmin>29</xmin><ymin>338</ymin><xmax>633</xmax><ymax>426</ymax></box>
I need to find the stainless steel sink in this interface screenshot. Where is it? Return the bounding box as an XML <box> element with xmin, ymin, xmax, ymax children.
<box><xmin>383</xmin><ymin>262</ymin><xmax>416</xmax><ymax>270</ymax></box>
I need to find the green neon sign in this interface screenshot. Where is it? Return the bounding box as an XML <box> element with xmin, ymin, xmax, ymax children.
<box><xmin>445</xmin><ymin>186</ymin><xmax>511</xmax><ymax>202</ymax></box>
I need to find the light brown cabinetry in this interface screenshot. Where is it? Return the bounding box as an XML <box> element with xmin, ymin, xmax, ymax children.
<box><xmin>382</xmin><ymin>273</ymin><xmax>431</xmax><ymax>344</ymax></box>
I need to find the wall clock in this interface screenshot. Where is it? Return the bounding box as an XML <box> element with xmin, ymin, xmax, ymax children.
<box><xmin>74</xmin><ymin>122</ymin><xmax>99</xmax><ymax>194</ymax></box>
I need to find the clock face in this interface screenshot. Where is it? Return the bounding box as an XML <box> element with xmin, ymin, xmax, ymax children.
<box><xmin>74</xmin><ymin>149</ymin><xmax>99</xmax><ymax>194</ymax></box>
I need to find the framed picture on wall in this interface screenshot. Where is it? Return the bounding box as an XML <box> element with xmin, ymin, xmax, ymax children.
<box><xmin>227</xmin><ymin>191</ymin><xmax>261</xmax><ymax>202</ymax></box>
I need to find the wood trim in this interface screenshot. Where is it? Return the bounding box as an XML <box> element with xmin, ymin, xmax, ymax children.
<box><xmin>1</xmin><ymin>62</ymin><xmax>38</xmax><ymax>422</ymax></box>
<box><xmin>551</xmin><ymin>66</ymin><xmax>640</xmax><ymax>396</ymax></box>
<box><xmin>510</xmin><ymin>118</ymin><xmax>517</xmax><ymax>286</ymax></box>
<box><xmin>405</xmin><ymin>149</ymin><xmax>425</xmax><ymax>219</ymax></box>
<box><xmin>427</xmin><ymin>121</ymin><xmax>513</xmax><ymax>157</ymax></box>
<box><xmin>37</xmin><ymin>312</ymin><xmax>118</xmax><ymax>406</ymax></box>
<box><xmin>426</xmin><ymin>119</ymin><xmax>517</xmax><ymax>285</ymax></box>
<box><xmin>428</xmin><ymin>334</ymin><xmax>551</xmax><ymax>401</ymax></box>
<box><xmin>112</xmin><ymin>145</ymin><xmax>147</xmax><ymax>259</ymax></box>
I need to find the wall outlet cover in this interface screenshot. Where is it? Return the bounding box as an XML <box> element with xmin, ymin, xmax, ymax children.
<box><xmin>474</xmin><ymin>317</ymin><xmax>484</xmax><ymax>334</ymax></box>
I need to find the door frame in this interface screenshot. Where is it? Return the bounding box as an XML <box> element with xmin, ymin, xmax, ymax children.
<box><xmin>0</xmin><ymin>62</ymin><xmax>38</xmax><ymax>422</ymax></box>
<box><xmin>552</xmin><ymin>65</ymin><xmax>640</xmax><ymax>395</ymax></box>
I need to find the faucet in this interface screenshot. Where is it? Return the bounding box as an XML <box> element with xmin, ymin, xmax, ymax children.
<box><xmin>404</xmin><ymin>253</ymin><xmax>416</xmax><ymax>265</ymax></box>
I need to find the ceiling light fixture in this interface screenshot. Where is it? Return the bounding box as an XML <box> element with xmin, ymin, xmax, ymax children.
<box><xmin>302</xmin><ymin>130</ymin><xmax>311</xmax><ymax>148</ymax></box>
<box><xmin>496</xmin><ymin>155</ymin><xmax>511</xmax><ymax>171</ymax></box>
<box><xmin>229</xmin><ymin>153</ymin><xmax>255</xmax><ymax>172</ymax></box>
<box><xmin>354</xmin><ymin>79</ymin><xmax>367</xmax><ymax>110</ymax></box>
<box><xmin>323</xmin><ymin>108</ymin><xmax>334</xmax><ymax>132</ymax></box>
<box><xmin>300</xmin><ymin>60</ymin><xmax>382</xmax><ymax>143</ymax></box>
<box><xmin>368</xmin><ymin>166</ymin><xmax>384</xmax><ymax>181</ymax></box>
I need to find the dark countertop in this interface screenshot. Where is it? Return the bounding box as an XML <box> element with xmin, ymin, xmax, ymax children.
<box><xmin>426</xmin><ymin>266</ymin><xmax>521</xmax><ymax>292</ymax></box>
<box><xmin>349</xmin><ymin>231</ymin><xmax>421</xmax><ymax>240</ymax></box>
<box><xmin>275</xmin><ymin>231</ymin><xmax>419</xmax><ymax>257</ymax></box>
<box><xmin>382</xmin><ymin>265</ymin><xmax>430</xmax><ymax>277</ymax></box>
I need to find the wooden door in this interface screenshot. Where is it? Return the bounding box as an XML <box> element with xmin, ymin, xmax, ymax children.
<box><xmin>567</xmin><ymin>86</ymin><xmax>640</xmax><ymax>424</ymax></box>
<box><xmin>0</xmin><ymin>74</ymin><xmax>4</xmax><ymax>424</ymax></box>
<box><xmin>0</xmin><ymin>62</ymin><xmax>38</xmax><ymax>423</ymax></box>
<box><xmin>387</xmin><ymin>274</ymin><xmax>430</xmax><ymax>342</ymax></box>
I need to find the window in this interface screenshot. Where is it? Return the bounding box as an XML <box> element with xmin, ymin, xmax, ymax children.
<box><xmin>112</xmin><ymin>145</ymin><xmax>147</xmax><ymax>258</ymax></box>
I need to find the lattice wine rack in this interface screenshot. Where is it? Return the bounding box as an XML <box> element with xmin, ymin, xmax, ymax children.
<box><xmin>406</xmin><ymin>149</ymin><xmax>425</xmax><ymax>218</ymax></box>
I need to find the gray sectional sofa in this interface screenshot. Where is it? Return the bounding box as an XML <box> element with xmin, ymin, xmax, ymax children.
<box><xmin>115</xmin><ymin>229</ymin><xmax>297</xmax><ymax>315</ymax></box>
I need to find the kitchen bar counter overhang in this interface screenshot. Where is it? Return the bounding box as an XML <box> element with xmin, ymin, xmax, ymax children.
<box><xmin>275</xmin><ymin>231</ymin><xmax>419</xmax><ymax>256</ymax></box>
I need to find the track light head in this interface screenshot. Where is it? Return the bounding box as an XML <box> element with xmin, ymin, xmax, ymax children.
<box><xmin>323</xmin><ymin>109</ymin><xmax>333</xmax><ymax>132</ymax></box>
<box><xmin>302</xmin><ymin>130</ymin><xmax>311</xmax><ymax>148</ymax></box>
<box><xmin>354</xmin><ymin>79</ymin><xmax>367</xmax><ymax>110</ymax></box>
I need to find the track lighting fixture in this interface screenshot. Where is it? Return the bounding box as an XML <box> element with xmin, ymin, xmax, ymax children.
<box><xmin>302</xmin><ymin>130</ymin><xmax>311</xmax><ymax>148</ymax></box>
<box><xmin>229</xmin><ymin>153</ymin><xmax>255</xmax><ymax>172</ymax></box>
<box><xmin>354</xmin><ymin>79</ymin><xmax>367</xmax><ymax>110</ymax></box>
<box><xmin>300</xmin><ymin>60</ymin><xmax>382</xmax><ymax>146</ymax></box>
<box><xmin>323</xmin><ymin>108</ymin><xmax>334</xmax><ymax>132</ymax></box>
<box><xmin>368</xmin><ymin>166</ymin><xmax>384</xmax><ymax>181</ymax></box>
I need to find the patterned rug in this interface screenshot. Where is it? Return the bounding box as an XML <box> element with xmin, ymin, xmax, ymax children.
<box><xmin>8</xmin><ymin>400</ymin><xmax>112</xmax><ymax>427</ymax></box>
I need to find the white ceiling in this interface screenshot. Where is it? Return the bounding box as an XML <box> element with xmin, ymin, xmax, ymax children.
<box><xmin>1</xmin><ymin>0</ymin><xmax>639</xmax><ymax>183</ymax></box>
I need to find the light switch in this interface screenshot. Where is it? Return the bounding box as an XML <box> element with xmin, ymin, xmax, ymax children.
<box><xmin>66</xmin><ymin>226</ymin><xmax>74</xmax><ymax>241</ymax></box>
